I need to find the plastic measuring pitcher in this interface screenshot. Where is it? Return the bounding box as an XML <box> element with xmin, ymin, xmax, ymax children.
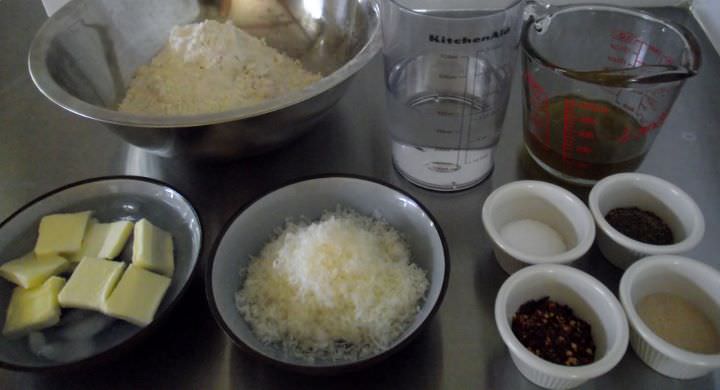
<box><xmin>522</xmin><ymin>5</ymin><xmax>700</xmax><ymax>185</ymax></box>
<box><xmin>382</xmin><ymin>0</ymin><xmax>525</xmax><ymax>191</ymax></box>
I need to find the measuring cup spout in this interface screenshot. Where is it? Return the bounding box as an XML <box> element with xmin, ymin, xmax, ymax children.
<box><xmin>634</xmin><ymin>22</ymin><xmax>702</xmax><ymax>83</ymax></box>
<box><xmin>586</xmin><ymin>20</ymin><xmax>701</xmax><ymax>86</ymax></box>
<box><xmin>522</xmin><ymin>5</ymin><xmax>701</xmax><ymax>87</ymax></box>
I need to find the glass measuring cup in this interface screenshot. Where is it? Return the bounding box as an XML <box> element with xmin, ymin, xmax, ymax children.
<box><xmin>382</xmin><ymin>0</ymin><xmax>525</xmax><ymax>191</ymax></box>
<box><xmin>522</xmin><ymin>5</ymin><xmax>701</xmax><ymax>185</ymax></box>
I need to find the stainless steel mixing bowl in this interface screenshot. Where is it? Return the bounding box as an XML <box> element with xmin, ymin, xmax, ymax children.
<box><xmin>28</xmin><ymin>0</ymin><xmax>380</xmax><ymax>159</ymax></box>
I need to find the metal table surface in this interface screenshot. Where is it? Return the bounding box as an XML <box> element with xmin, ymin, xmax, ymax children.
<box><xmin>1</xmin><ymin>1</ymin><xmax>719</xmax><ymax>388</ymax></box>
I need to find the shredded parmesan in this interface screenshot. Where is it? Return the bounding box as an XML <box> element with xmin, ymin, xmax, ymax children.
<box><xmin>235</xmin><ymin>208</ymin><xmax>428</xmax><ymax>361</ymax></box>
<box><xmin>118</xmin><ymin>20</ymin><xmax>321</xmax><ymax>115</ymax></box>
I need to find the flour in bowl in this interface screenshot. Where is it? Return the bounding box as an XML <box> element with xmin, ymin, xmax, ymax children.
<box><xmin>118</xmin><ymin>20</ymin><xmax>322</xmax><ymax>115</ymax></box>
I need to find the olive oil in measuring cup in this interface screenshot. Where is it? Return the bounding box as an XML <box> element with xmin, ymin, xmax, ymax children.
<box><xmin>521</xmin><ymin>4</ymin><xmax>700</xmax><ymax>185</ymax></box>
<box><xmin>525</xmin><ymin>95</ymin><xmax>649</xmax><ymax>181</ymax></box>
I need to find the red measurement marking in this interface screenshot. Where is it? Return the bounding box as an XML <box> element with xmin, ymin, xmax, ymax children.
<box><xmin>577</xmin><ymin>101</ymin><xmax>609</xmax><ymax>114</ymax></box>
<box><xmin>610</xmin><ymin>43</ymin><xmax>630</xmax><ymax>53</ymax></box>
<box><xmin>617</xmin><ymin>127</ymin><xmax>632</xmax><ymax>144</ymax></box>
<box><xmin>525</xmin><ymin>72</ymin><xmax>544</xmax><ymax>93</ymax></box>
<box><xmin>578</xmin><ymin>117</ymin><xmax>596</xmax><ymax>126</ymax></box>
<box><xmin>576</xmin><ymin>161</ymin><xmax>590</xmax><ymax>170</ymax></box>
<box><xmin>610</xmin><ymin>31</ymin><xmax>676</xmax><ymax>67</ymax></box>
<box><xmin>612</xmin><ymin>30</ymin><xmax>635</xmax><ymax>43</ymax></box>
<box><xmin>576</xmin><ymin>146</ymin><xmax>592</xmax><ymax>154</ymax></box>
<box><xmin>544</xmin><ymin>100</ymin><xmax>551</xmax><ymax>150</ymax></box>
<box><xmin>638</xmin><ymin>110</ymin><xmax>669</xmax><ymax>136</ymax></box>
<box><xmin>562</xmin><ymin>99</ymin><xmax>575</xmax><ymax>162</ymax></box>
<box><xmin>577</xmin><ymin>130</ymin><xmax>594</xmax><ymax>139</ymax></box>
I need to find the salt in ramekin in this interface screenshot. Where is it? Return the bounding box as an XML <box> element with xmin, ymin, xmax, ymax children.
<box><xmin>482</xmin><ymin>180</ymin><xmax>595</xmax><ymax>274</ymax></box>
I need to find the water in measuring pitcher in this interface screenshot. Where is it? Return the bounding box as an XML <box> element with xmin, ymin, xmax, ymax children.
<box><xmin>386</xmin><ymin>53</ymin><xmax>510</xmax><ymax>191</ymax></box>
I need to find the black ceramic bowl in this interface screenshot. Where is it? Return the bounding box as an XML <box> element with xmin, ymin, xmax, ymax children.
<box><xmin>206</xmin><ymin>175</ymin><xmax>449</xmax><ymax>374</ymax></box>
<box><xmin>0</xmin><ymin>176</ymin><xmax>202</xmax><ymax>370</ymax></box>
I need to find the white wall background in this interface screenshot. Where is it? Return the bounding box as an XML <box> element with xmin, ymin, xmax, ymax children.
<box><xmin>545</xmin><ymin>0</ymin><xmax>686</xmax><ymax>4</ymax></box>
<box><xmin>691</xmin><ymin>0</ymin><xmax>720</xmax><ymax>54</ymax></box>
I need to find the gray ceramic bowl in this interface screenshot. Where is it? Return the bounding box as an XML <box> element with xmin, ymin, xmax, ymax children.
<box><xmin>28</xmin><ymin>0</ymin><xmax>380</xmax><ymax>159</ymax></box>
<box><xmin>206</xmin><ymin>175</ymin><xmax>449</xmax><ymax>373</ymax></box>
<box><xmin>0</xmin><ymin>177</ymin><xmax>202</xmax><ymax>370</ymax></box>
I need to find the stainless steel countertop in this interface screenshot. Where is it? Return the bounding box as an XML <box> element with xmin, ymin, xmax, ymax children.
<box><xmin>1</xmin><ymin>1</ymin><xmax>719</xmax><ymax>388</ymax></box>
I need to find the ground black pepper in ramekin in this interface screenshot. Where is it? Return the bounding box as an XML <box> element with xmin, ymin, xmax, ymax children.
<box><xmin>511</xmin><ymin>297</ymin><xmax>596</xmax><ymax>366</ymax></box>
<box><xmin>605</xmin><ymin>207</ymin><xmax>674</xmax><ymax>245</ymax></box>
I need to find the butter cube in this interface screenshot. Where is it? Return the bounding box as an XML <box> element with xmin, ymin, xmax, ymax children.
<box><xmin>70</xmin><ymin>219</ymin><xmax>134</xmax><ymax>262</ymax></box>
<box><xmin>3</xmin><ymin>276</ymin><xmax>66</xmax><ymax>338</ymax></box>
<box><xmin>57</xmin><ymin>257</ymin><xmax>125</xmax><ymax>311</ymax></box>
<box><xmin>34</xmin><ymin>211</ymin><xmax>92</xmax><ymax>256</ymax></box>
<box><xmin>0</xmin><ymin>253</ymin><xmax>69</xmax><ymax>288</ymax></box>
<box><xmin>103</xmin><ymin>264</ymin><xmax>171</xmax><ymax>327</ymax></box>
<box><xmin>132</xmin><ymin>219</ymin><xmax>174</xmax><ymax>277</ymax></box>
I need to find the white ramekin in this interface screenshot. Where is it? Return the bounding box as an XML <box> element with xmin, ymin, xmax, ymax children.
<box><xmin>588</xmin><ymin>173</ymin><xmax>704</xmax><ymax>270</ymax></box>
<box><xmin>482</xmin><ymin>180</ymin><xmax>595</xmax><ymax>274</ymax></box>
<box><xmin>495</xmin><ymin>264</ymin><xmax>629</xmax><ymax>389</ymax></box>
<box><xmin>619</xmin><ymin>255</ymin><xmax>720</xmax><ymax>379</ymax></box>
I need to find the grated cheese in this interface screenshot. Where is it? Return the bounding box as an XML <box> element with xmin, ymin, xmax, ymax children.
<box><xmin>118</xmin><ymin>20</ymin><xmax>321</xmax><ymax>115</ymax></box>
<box><xmin>235</xmin><ymin>208</ymin><xmax>428</xmax><ymax>361</ymax></box>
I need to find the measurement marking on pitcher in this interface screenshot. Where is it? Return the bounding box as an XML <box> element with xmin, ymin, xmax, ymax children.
<box><xmin>577</xmin><ymin>131</ymin><xmax>594</xmax><ymax>139</ymax></box>
<box><xmin>562</xmin><ymin>98</ymin><xmax>575</xmax><ymax>163</ymax></box>
<box><xmin>456</xmin><ymin>55</ymin><xmax>471</xmax><ymax>167</ymax></box>
<box><xmin>610</xmin><ymin>30</ymin><xmax>675</xmax><ymax>67</ymax></box>
<box><xmin>464</xmin><ymin>54</ymin><xmax>481</xmax><ymax>166</ymax></box>
<box><xmin>426</xmin><ymin>161</ymin><xmax>461</xmax><ymax>173</ymax></box>
<box><xmin>562</xmin><ymin>98</ymin><xmax>610</xmax><ymax>166</ymax></box>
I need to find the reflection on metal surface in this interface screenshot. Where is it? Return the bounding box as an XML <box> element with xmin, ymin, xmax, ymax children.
<box><xmin>304</xmin><ymin>0</ymin><xmax>324</xmax><ymax>19</ymax></box>
<box><xmin>227</xmin><ymin>318</ymin><xmax>444</xmax><ymax>389</ymax></box>
<box><xmin>222</xmin><ymin>0</ymin><xmax>354</xmax><ymax>74</ymax></box>
<box><xmin>123</xmin><ymin>146</ymin><xmax>163</xmax><ymax>179</ymax></box>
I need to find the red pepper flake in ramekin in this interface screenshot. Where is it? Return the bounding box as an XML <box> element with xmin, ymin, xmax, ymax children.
<box><xmin>511</xmin><ymin>297</ymin><xmax>596</xmax><ymax>366</ymax></box>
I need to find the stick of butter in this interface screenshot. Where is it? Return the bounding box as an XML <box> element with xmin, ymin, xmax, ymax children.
<box><xmin>0</xmin><ymin>253</ymin><xmax>69</xmax><ymax>289</ymax></box>
<box><xmin>57</xmin><ymin>257</ymin><xmax>125</xmax><ymax>312</ymax></box>
<box><xmin>70</xmin><ymin>219</ymin><xmax>134</xmax><ymax>262</ymax></box>
<box><xmin>34</xmin><ymin>211</ymin><xmax>92</xmax><ymax>256</ymax></box>
<box><xmin>3</xmin><ymin>276</ymin><xmax>66</xmax><ymax>338</ymax></box>
<box><xmin>132</xmin><ymin>219</ymin><xmax>174</xmax><ymax>277</ymax></box>
<box><xmin>103</xmin><ymin>264</ymin><xmax>171</xmax><ymax>327</ymax></box>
